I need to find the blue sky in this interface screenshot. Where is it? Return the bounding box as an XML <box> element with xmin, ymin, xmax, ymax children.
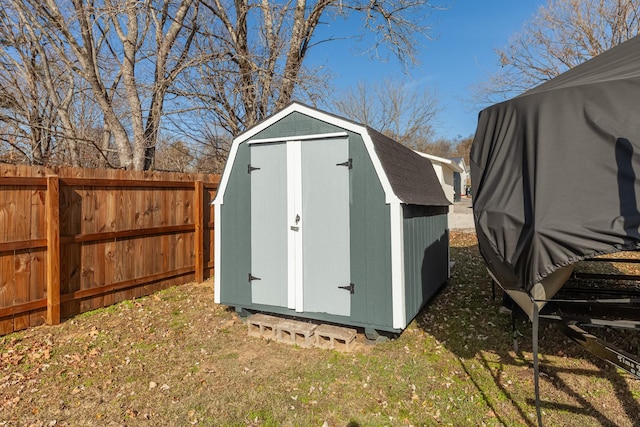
<box><xmin>310</xmin><ymin>0</ymin><xmax>546</xmax><ymax>140</ymax></box>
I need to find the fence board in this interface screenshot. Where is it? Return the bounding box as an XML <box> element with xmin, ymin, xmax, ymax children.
<box><xmin>206</xmin><ymin>187</ymin><xmax>216</xmax><ymax>279</ymax></box>
<box><xmin>195</xmin><ymin>181</ymin><xmax>204</xmax><ymax>283</ymax></box>
<box><xmin>80</xmin><ymin>168</ymin><xmax>101</xmax><ymax>313</ymax></box>
<box><xmin>59</xmin><ymin>183</ymin><xmax>80</xmax><ymax>319</ymax></box>
<box><xmin>114</xmin><ymin>238</ymin><xmax>130</xmax><ymax>304</ymax></box>
<box><xmin>15</xmin><ymin>189</ymin><xmax>32</xmax><ymax>330</ymax></box>
<box><xmin>29</xmin><ymin>186</ymin><xmax>47</xmax><ymax>326</ymax></box>
<box><xmin>13</xmin><ymin>252</ymin><xmax>30</xmax><ymax>331</ymax></box>
<box><xmin>1</xmin><ymin>187</ymin><xmax>16</xmax><ymax>244</ymax></box>
<box><xmin>46</xmin><ymin>175</ymin><xmax>60</xmax><ymax>325</ymax></box>
<box><xmin>0</xmin><ymin>165</ymin><xmax>219</xmax><ymax>336</ymax></box>
<box><xmin>30</xmin><ymin>249</ymin><xmax>46</xmax><ymax>327</ymax></box>
<box><xmin>0</xmin><ymin>248</ymin><xmax>14</xmax><ymax>334</ymax></box>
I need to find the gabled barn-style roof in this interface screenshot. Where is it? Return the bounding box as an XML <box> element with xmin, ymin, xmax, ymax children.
<box><xmin>216</xmin><ymin>102</ymin><xmax>449</xmax><ymax>207</ymax></box>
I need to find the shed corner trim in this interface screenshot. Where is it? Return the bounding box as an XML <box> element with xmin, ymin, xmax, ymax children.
<box><xmin>214</xmin><ymin>202</ymin><xmax>222</xmax><ymax>304</ymax></box>
<box><xmin>212</xmin><ymin>135</ymin><xmax>246</xmax><ymax>206</ymax></box>
<box><xmin>390</xmin><ymin>201</ymin><xmax>407</xmax><ymax>329</ymax></box>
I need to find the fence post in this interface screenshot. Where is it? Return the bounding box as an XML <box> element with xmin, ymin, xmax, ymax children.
<box><xmin>46</xmin><ymin>175</ymin><xmax>61</xmax><ymax>325</ymax></box>
<box><xmin>194</xmin><ymin>180</ymin><xmax>204</xmax><ymax>283</ymax></box>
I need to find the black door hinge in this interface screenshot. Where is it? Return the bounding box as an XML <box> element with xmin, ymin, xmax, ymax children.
<box><xmin>248</xmin><ymin>273</ymin><xmax>261</xmax><ymax>283</ymax></box>
<box><xmin>336</xmin><ymin>158</ymin><xmax>352</xmax><ymax>169</ymax></box>
<box><xmin>248</xmin><ymin>164</ymin><xmax>261</xmax><ymax>173</ymax></box>
<box><xmin>338</xmin><ymin>283</ymin><xmax>355</xmax><ymax>294</ymax></box>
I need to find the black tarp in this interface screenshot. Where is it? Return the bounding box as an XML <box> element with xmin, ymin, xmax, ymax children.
<box><xmin>471</xmin><ymin>35</ymin><xmax>640</xmax><ymax>310</ymax></box>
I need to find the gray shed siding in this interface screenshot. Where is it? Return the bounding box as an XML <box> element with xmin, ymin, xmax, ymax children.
<box><xmin>219</xmin><ymin>141</ymin><xmax>251</xmax><ymax>306</ymax></box>
<box><xmin>219</xmin><ymin>112</ymin><xmax>395</xmax><ymax>330</ymax></box>
<box><xmin>403</xmin><ymin>206</ymin><xmax>449</xmax><ymax>322</ymax></box>
<box><xmin>348</xmin><ymin>132</ymin><xmax>393</xmax><ymax>329</ymax></box>
<box><xmin>253</xmin><ymin>111</ymin><xmax>345</xmax><ymax>139</ymax></box>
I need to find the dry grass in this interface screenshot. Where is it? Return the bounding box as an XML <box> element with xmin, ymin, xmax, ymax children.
<box><xmin>2</xmin><ymin>231</ymin><xmax>640</xmax><ymax>426</ymax></box>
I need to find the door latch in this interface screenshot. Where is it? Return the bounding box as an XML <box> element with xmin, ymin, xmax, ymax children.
<box><xmin>338</xmin><ymin>283</ymin><xmax>355</xmax><ymax>294</ymax></box>
<box><xmin>248</xmin><ymin>273</ymin><xmax>261</xmax><ymax>283</ymax></box>
<box><xmin>336</xmin><ymin>158</ymin><xmax>353</xmax><ymax>169</ymax></box>
<box><xmin>291</xmin><ymin>214</ymin><xmax>301</xmax><ymax>231</ymax></box>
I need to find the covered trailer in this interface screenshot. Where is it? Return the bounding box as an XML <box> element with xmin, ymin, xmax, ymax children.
<box><xmin>213</xmin><ymin>103</ymin><xmax>450</xmax><ymax>336</ymax></box>
<box><xmin>471</xmin><ymin>35</ymin><xmax>640</xmax><ymax>424</ymax></box>
<box><xmin>471</xmin><ymin>34</ymin><xmax>640</xmax><ymax>319</ymax></box>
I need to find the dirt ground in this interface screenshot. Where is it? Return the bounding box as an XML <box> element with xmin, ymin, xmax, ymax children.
<box><xmin>448</xmin><ymin>197</ymin><xmax>475</xmax><ymax>230</ymax></box>
<box><xmin>2</xmin><ymin>232</ymin><xmax>640</xmax><ymax>426</ymax></box>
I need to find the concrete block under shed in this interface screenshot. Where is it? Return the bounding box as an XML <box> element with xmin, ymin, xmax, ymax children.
<box><xmin>247</xmin><ymin>314</ymin><xmax>358</xmax><ymax>351</ymax></box>
<box><xmin>247</xmin><ymin>313</ymin><xmax>281</xmax><ymax>340</ymax></box>
<box><xmin>276</xmin><ymin>320</ymin><xmax>317</xmax><ymax>348</ymax></box>
<box><xmin>314</xmin><ymin>324</ymin><xmax>357</xmax><ymax>352</ymax></box>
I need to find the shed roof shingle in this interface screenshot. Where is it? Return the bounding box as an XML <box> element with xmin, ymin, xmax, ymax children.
<box><xmin>366</xmin><ymin>127</ymin><xmax>450</xmax><ymax>206</ymax></box>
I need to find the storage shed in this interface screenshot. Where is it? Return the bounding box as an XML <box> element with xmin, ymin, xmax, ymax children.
<box><xmin>213</xmin><ymin>103</ymin><xmax>450</xmax><ymax>336</ymax></box>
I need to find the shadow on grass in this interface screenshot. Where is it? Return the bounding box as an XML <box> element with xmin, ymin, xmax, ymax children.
<box><xmin>414</xmin><ymin>238</ymin><xmax>640</xmax><ymax>426</ymax></box>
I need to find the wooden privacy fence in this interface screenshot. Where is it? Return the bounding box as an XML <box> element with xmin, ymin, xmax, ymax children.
<box><xmin>0</xmin><ymin>165</ymin><xmax>219</xmax><ymax>336</ymax></box>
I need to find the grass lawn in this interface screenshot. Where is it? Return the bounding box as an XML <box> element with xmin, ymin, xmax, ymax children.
<box><xmin>2</xmin><ymin>231</ymin><xmax>639</xmax><ymax>426</ymax></box>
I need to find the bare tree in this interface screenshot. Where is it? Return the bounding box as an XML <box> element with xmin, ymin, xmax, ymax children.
<box><xmin>0</xmin><ymin>4</ymin><xmax>133</xmax><ymax>168</ymax></box>
<box><xmin>184</xmin><ymin>0</ymin><xmax>442</xmax><ymax>136</ymax></box>
<box><xmin>416</xmin><ymin>137</ymin><xmax>453</xmax><ymax>158</ymax></box>
<box><xmin>6</xmin><ymin>0</ymin><xmax>200</xmax><ymax>170</ymax></box>
<box><xmin>189</xmin><ymin>132</ymin><xmax>232</xmax><ymax>174</ymax></box>
<box><xmin>452</xmin><ymin>135</ymin><xmax>473</xmax><ymax>167</ymax></box>
<box><xmin>154</xmin><ymin>139</ymin><xmax>196</xmax><ymax>172</ymax></box>
<box><xmin>190</xmin><ymin>124</ymin><xmax>232</xmax><ymax>174</ymax></box>
<box><xmin>475</xmin><ymin>0</ymin><xmax>640</xmax><ymax>104</ymax></box>
<box><xmin>0</xmin><ymin>0</ymin><xmax>442</xmax><ymax>169</ymax></box>
<box><xmin>333</xmin><ymin>78</ymin><xmax>440</xmax><ymax>148</ymax></box>
<box><xmin>0</xmin><ymin>8</ymin><xmax>79</xmax><ymax>166</ymax></box>
<box><xmin>0</xmin><ymin>29</ymin><xmax>116</xmax><ymax>167</ymax></box>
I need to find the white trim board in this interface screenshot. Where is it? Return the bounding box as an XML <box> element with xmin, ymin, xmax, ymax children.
<box><xmin>214</xmin><ymin>202</ymin><xmax>222</xmax><ymax>304</ymax></box>
<box><xmin>248</xmin><ymin>132</ymin><xmax>348</xmax><ymax>144</ymax></box>
<box><xmin>390</xmin><ymin>202</ymin><xmax>406</xmax><ymax>329</ymax></box>
<box><xmin>211</xmin><ymin>139</ymin><xmax>242</xmax><ymax>206</ymax></box>
<box><xmin>286</xmin><ymin>140</ymin><xmax>303</xmax><ymax>311</ymax></box>
<box><xmin>414</xmin><ymin>150</ymin><xmax>465</xmax><ymax>173</ymax></box>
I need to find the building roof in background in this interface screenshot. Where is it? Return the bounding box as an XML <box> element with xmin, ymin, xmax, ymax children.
<box><xmin>449</xmin><ymin>157</ymin><xmax>467</xmax><ymax>170</ymax></box>
<box><xmin>414</xmin><ymin>151</ymin><xmax>465</xmax><ymax>173</ymax></box>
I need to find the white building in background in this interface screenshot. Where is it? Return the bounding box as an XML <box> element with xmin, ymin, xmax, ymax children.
<box><xmin>414</xmin><ymin>151</ymin><xmax>464</xmax><ymax>208</ymax></box>
<box><xmin>448</xmin><ymin>157</ymin><xmax>469</xmax><ymax>197</ymax></box>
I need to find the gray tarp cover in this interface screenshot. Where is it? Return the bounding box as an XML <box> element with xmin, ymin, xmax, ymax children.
<box><xmin>471</xmin><ymin>34</ymin><xmax>640</xmax><ymax>293</ymax></box>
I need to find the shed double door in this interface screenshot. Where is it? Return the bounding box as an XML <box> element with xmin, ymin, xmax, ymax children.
<box><xmin>250</xmin><ymin>137</ymin><xmax>351</xmax><ymax>316</ymax></box>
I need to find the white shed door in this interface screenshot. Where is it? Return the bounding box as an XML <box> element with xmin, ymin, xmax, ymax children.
<box><xmin>250</xmin><ymin>142</ymin><xmax>288</xmax><ymax>307</ymax></box>
<box><xmin>250</xmin><ymin>137</ymin><xmax>351</xmax><ymax>317</ymax></box>
<box><xmin>300</xmin><ymin>138</ymin><xmax>351</xmax><ymax>316</ymax></box>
